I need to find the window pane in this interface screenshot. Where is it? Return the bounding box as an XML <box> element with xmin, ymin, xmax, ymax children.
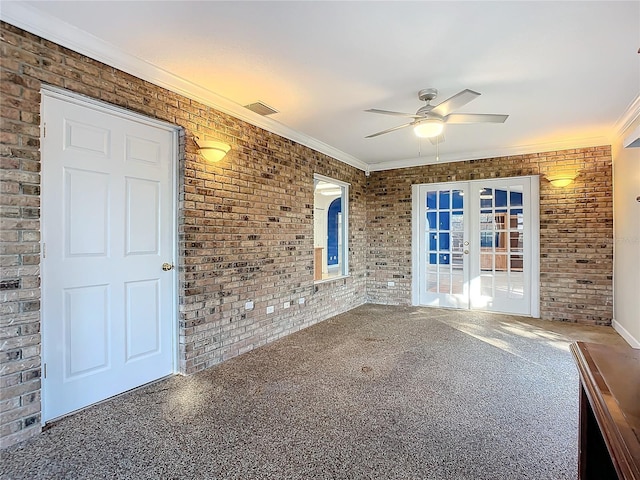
<box><xmin>439</xmin><ymin>275</ymin><xmax>450</xmax><ymax>294</ymax></box>
<box><xmin>452</xmin><ymin>211</ymin><xmax>463</xmax><ymax>231</ymax></box>
<box><xmin>481</xmin><ymin>274</ymin><xmax>493</xmax><ymax>296</ymax></box>
<box><xmin>313</xmin><ymin>176</ymin><xmax>348</xmax><ymax>281</ymax></box>
<box><xmin>439</xmin><ymin>211</ymin><xmax>450</xmax><ymax>230</ymax></box>
<box><xmin>452</xmin><ymin>190</ymin><xmax>464</xmax><ymax>209</ymax></box>
<box><xmin>439</xmin><ymin>191</ymin><xmax>450</xmax><ymax>209</ymax></box>
<box><xmin>510</xmin><ymin>190</ymin><xmax>523</xmax><ymax>207</ymax></box>
<box><xmin>429</xmin><ymin>233</ymin><xmax>437</xmax><ymax>251</ymax></box>
<box><xmin>480</xmin><ymin>232</ymin><xmax>494</xmax><ymax>248</ymax></box>
<box><xmin>427</xmin><ymin>272</ymin><xmax>437</xmax><ymax>293</ymax></box>
<box><xmin>481</xmin><ymin>253</ymin><xmax>493</xmax><ymax>271</ymax></box>
<box><xmin>509</xmin><ymin>272</ymin><xmax>524</xmax><ymax>299</ymax></box>
<box><xmin>451</xmin><ymin>232</ymin><xmax>464</xmax><ymax>253</ymax></box>
<box><xmin>510</xmin><ymin>254</ymin><xmax>524</xmax><ymax>272</ymax></box>
<box><xmin>426</xmin><ymin>212</ymin><xmax>437</xmax><ymax>230</ymax></box>
<box><xmin>426</xmin><ymin>191</ymin><xmax>437</xmax><ymax>210</ymax></box>
<box><xmin>510</xmin><ymin>232</ymin><xmax>523</xmax><ymax>254</ymax></box>
<box><xmin>439</xmin><ymin>233</ymin><xmax>450</xmax><ymax>251</ymax></box>
<box><xmin>495</xmin><ymin>189</ymin><xmax>508</xmax><ymax>207</ymax></box>
<box><xmin>480</xmin><ymin>188</ymin><xmax>493</xmax><ymax>208</ymax></box>
<box><xmin>494</xmin><ymin>270</ymin><xmax>509</xmax><ymax>298</ymax></box>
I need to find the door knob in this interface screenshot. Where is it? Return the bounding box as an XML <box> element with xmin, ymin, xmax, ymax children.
<box><xmin>162</xmin><ymin>262</ymin><xmax>174</xmax><ymax>271</ymax></box>
<box><xmin>464</xmin><ymin>250</ymin><xmax>469</xmax><ymax>255</ymax></box>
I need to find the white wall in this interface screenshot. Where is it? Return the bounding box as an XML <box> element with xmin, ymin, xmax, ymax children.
<box><xmin>612</xmin><ymin>114</ymin><xmax>640</xmax><ymax>348</ymax></box>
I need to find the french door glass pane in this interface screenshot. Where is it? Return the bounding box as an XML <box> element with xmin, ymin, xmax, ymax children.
<box><xmin>478</xmin><ymin>184</ymin><xmax>525</xmax><ymax>300</ymax></box>
<box><xmin>425</xmin><ymin>188</ymin><xmax>463</xmax><ymax>296</ymax></box>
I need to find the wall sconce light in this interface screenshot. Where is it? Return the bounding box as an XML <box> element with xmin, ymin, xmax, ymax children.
<box><xmin>546</xmin><ymin>172</ymin><xmax>578</xmax><ymax>188</ymax></box>
<box><xmin>195</xmin><ymin>137</ymin><xmax>231</xmax><ymax>162</ymax></box>
<box><xmin>413</xmin><ymin>118</ymin><xmax>444</xmax><ymax>138</ymax></box>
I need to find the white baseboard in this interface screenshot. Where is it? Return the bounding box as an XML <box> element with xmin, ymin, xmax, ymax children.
<box><xmin>612</xmin><ymin>319</ymin><xmax>640</xmax><ymax>349</ymax></box>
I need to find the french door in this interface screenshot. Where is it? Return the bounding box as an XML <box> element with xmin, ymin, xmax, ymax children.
<box><xmin>412</xmin><ymin>177</ymin><xmax>539</xmax><ymax>316</ymax></box>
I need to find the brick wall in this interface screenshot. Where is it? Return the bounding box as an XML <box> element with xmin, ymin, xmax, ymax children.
<box><xmin>0</xmin><ymin>23</ymin><xmax>366</xmax><ymax>447</ymax></box>
<box><xmin>365</xmin><ymin>148</ymin><xmax>613</xmax><ymax>324</ymax></box>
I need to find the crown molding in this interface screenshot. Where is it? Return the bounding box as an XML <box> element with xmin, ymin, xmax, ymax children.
<box><xmin>0</xmin><ymin>2</ymin><xmax>369</xmax><ymax>172</ymax></box>
<box><xmin>614</xmin><ymin>93</ymin><xmax>640</xmax><ymax>137</ymax></box>
<box><xmin>367</xmin><ymin>135</ymin><xmax>611</xmax><ymax>172</ymax></box>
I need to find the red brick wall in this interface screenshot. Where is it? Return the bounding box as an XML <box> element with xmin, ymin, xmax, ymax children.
<box><xmin>365</xmin><ymin>149</ymin><xmax>613</xmax><ymax>324</ymax></box>
<box><xmin>0</xmin><ymin>23</ymin><xmax>367</xmax><ymax>447</ymax></box>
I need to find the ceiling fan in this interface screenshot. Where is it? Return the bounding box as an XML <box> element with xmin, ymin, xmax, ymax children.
<box><xmin>365</xmin><ymin>88</ymin><xmax>508</xmax><ymax>143</ymax></box>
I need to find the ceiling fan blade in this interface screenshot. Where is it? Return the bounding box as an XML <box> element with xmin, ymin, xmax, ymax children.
<box><xmin>444</xmin><ymin>113</ymin><xmax>509</xmax><ymax>124</ymax></box>
<box><xmin>365</xmin><ymin>122</ymin><xmax>414</xmax><ymax>138</ymax></box>
<box><xmin>429</xmin><ymin>134</ymin><xmax>445</xmax><ymax>145</ymax></box>
<box><xmin>430</xmin><ymin>89</ymin><xmax>481</xmax><ymax>117</ymax></box>
<box><xmin>365</xmin><ymin>108</ymin><xmax>421</xmax><ymax>119</ymax></box>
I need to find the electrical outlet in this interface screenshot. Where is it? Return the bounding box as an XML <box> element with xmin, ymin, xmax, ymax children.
<box><xmin>284</xmin><ymin>301</ymin><xmax>290</xmax><ymax>309</ymax></box>
<box><xmin>245</xmin><ymin>301</ymin><xmax>254</xmax><ymax>311</ymax></box>
<box><xmin>298</xmin><ymin>297</ymin><xmax>305</xmax><ymax>305</ymax></box>
<box><xmin>266</xmin><ymin>305</ymin><xmax>275</xmax><ymax>314</ymax></box>
<box><xmin>388</xmin><ymin>281</ymin><xmax>395</xmax><ymax>287</ymax></box>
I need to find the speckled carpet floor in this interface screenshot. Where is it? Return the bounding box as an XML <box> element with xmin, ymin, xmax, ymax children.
<box><xmin>0</xmin><ymin>305</ymin><xmax>626</xmax><ymax>479</ymax></box>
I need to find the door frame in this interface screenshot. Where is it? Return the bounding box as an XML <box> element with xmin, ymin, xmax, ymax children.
<box><xmin>40</xmin><ymin>85</ymin><xmax>180</xmax><ymax>423</ymax></box>
<box><xmin>411</xmin><ymin>176</ymin><xmax>540</xmax><ymax>317</ymax></box>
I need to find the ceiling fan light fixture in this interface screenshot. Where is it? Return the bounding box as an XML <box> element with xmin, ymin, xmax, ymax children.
<box><xmin>413</xmin><ymin>118</ymin><xmax>444</xmax><ymax>138</ymax></box>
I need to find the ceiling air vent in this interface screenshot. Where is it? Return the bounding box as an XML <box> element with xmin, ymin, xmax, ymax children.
<box><xmin>244</xmin><ymin>101</ymin><xmax>278</xmax><ymax>116</ymax></box>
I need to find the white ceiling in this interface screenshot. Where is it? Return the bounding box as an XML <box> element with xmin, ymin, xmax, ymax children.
<box><xmin>3</xmin><ymin>1</ymin><xmax>639</xmax><ymax>171</ymax></box>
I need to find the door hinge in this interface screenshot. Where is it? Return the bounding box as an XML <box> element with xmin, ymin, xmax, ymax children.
<box><xmin>42</xmin><ymin>242</ymin><xmax>46</xmax><ymax>259</ymax></box>
<box><xmin>43</xmin><ymin>363</ymin><xmax>47</xmax><ymax>379</ymax></box>
<box><xmin>43</xmin><ymin>122</ymin><xmax>46</xmax><ymax>138</ymax></box>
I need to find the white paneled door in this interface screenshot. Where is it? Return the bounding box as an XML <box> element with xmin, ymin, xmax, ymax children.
<box><xmin>41</xmin><ymin>90</ymin><xmax>176</xmax><ymax>422</ymax></box>
<box><xmin>413</xmin><ymin>177</ymin><xmax>539</xmax><ymax>317</ymax></box>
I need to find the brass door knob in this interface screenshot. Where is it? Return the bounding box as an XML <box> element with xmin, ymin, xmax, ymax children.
<box><xmin>162</xmin><ymin>262</ymin><xmax>174</xmax><ymax>271</ymax></box>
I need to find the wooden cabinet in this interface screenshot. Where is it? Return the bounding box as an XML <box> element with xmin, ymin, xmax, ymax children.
<box><xmin>571</xmin><ymin>342</ymin><xmax>640</xmax><ymax>479</ymax></box>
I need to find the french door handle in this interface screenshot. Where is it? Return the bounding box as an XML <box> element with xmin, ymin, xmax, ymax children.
<box><xmin>464</xmin><ymin>250</ymin><xmax>469</xmax><ymax>255</ymax></box>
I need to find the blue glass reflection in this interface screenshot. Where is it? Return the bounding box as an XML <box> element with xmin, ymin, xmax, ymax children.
<box><xmin>439</xmin><ymin>253</ymin><xmax>450</xmax><ymax>265</ymax></box>
<box><xmin>452</xmin><ymin>190</ymin><xmax>464</xmax><ymax>209</ymax></box>
<box><xmin>439</xmin><ymin>211</ymin><xmax>450</xmax><ymax>230</ymax></box>
<box><xmin>439</xmin><ymin>191</ymin><xmax>450</xmax><ymax>209</ymax></box>
<box><xmin>495</xmin><ymin>189</ymin><xmax>507</xmax><ymax>207</ymax></box>
<box><xmin>429</xmin><ymin>253</ymin><xmax>437</xmax><ymax>264</ymax></box>
<box><xmin>439</xmin><ymin>233</ymin><xmax>450</xmax><ymax>250</ymax></box>
<box><xmin>510</xmin><ymin>191</ymin><xmax>523</xmax><ymax>207</ymax></box>
<box><xmin>426</xmin><ymin>191</ymin><xmax>437</xmax><ymax>210</ymax></box>
<box><xmin>429</xmin><ymin>233</ymin><xmax>437</xmax><ymax>250</ymax></box>
<box><xmin>426</xmin><ymin>212</ymin><xmax>437</xmax><ymax>230</ymax></box>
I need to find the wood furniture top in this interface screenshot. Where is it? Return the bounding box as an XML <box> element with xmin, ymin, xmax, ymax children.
<box><xmin>571</xmin><ymin>341</ymin><xmax>640</xmax><ymax>479</ymax></box>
